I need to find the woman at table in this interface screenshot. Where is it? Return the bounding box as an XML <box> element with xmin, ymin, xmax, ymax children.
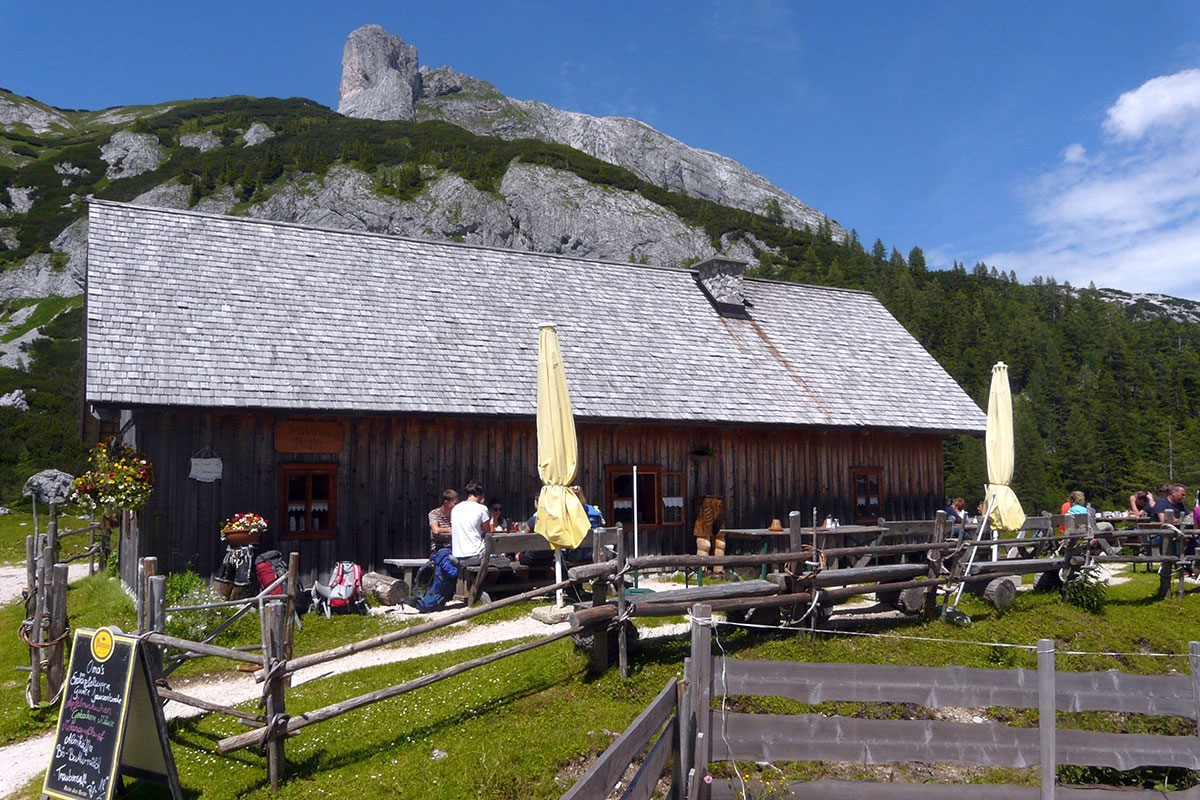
<box><xmin>944</xmin><ymin>497</ymin><xmax>966</xmax><ymax>525</ymax></box>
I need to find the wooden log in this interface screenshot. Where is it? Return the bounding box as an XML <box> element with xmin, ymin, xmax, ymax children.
<box><xmin>635</xmin><ymin>580</ymin><xmax>779</xmax><ymax>605</ymax></box>
<box><xmin>362</xmin><ymin>571</ymin><xmax>409</xmax><ymax>605</ymax></box>
<box><xmin>567</xmin><ymin>559</ymin><xmax>618</xmax><ymax>582</ymax></box>
<box><xmin>146</xmin><ymin>632</ymin><xmax>266</xmax><ymax>666</ymax></box>
<box><xmin>221</xmin><ymin>626</ymin><xmax>581</xmax><ymax>754</ymax></box>
<box><xmin>47</xmin><ymin>503</ymin><xmax>59</xmax><ymax>568</ymax></box>
<box><xmin>617</xmin><ymin>522</ymin><xmax>628</xmax><ymax>679</ymax></box>
<box><xmin>983</xmin><ymin>577</ymin><xmax>1017</xmax><ymax>611</ymax></box>
<box><xmin>571</xmin><ymin>590</ymin><xmax>818</xmax><ymax>628</ymax></box>
<box><xmin>274</xmin><ymin>578</ymin><xmax>572</xmax><ymax>680</ymax></box>
<box><xmin>811</xmin><ymin>563</ymin><xmax>927</xmax><ymax>587</ymax></box>
<box><xmin>157</xmin><ymin>687</ymin><xmax>265</xmax><ymax>725</ymax></box>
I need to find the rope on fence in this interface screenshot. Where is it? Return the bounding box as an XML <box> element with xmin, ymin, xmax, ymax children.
<box><xmin>17</xmin><ymin>618</ymin><xmax>69</xmax><ymax>649</ymax></box>
<box><xmin>715</xmin><ymin>617</ymin><xmax>1193</xmax><ymax>658</ymax></box>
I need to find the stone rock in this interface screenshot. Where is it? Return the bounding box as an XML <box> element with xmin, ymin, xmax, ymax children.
<box><xmin>53</xmin><ymin>162</ymin><xmax>90</xmax><ymax>178</ymax></box>
<box><xmin>180</xmin><ymin>130</ymin><xmax>222</xmax><ymax>152</ymax></box>
<box><xmin>530</xmin><ymin>604</ymin><xmax>573</xmax><ymax>625</ymax></box>
<box><xmin>0</xmin><ymin>507</ymin><xmax>10</xmax><ymax>515</ymax></box>
<box><xmin>0</xmin><ymin>253</ymin><xmax>81</xmax><ymax>305</ymax></box>
<box><xmin>0</xmin><ymin>228</ymin><xmax>16</xmax><ymax>250</ymax></box>
<box><xmin>0</xmin><ymin>92</ymin><xmax>70</xmax><ymax>133</ymax></box>
<box><xmin>101</xmin><ymin>130</ymin><xmax>164</xmax><ymax>180</ymax></box>
<box><xmin>0</xmin><ymin>389</ymin><xmax>29</xmax><ymax>412</ymax></box>
<box><xmin>242</xmin><ymin>123</ymin><xmax>275</xmax><ymax>147</ymax></box>
<box><xmin>431</xmin><ymin>749</ymin><xmax>448</xmax><ymax>761</ymax></box>
<box><xmin>499</xmin><ymin>162</ymin><xmax>717</xmax><ymax>267</ymax></box>
<box><xmin>8</xmin><ymin>186</ymin><xmax>36</xmax><ymax>215</ymax></box>
<box><xmin>338</xmin><ymin>24</ymin><xmax>422</xmax><ymax>121</ymax></box>
<box><xmin>22</xmin><ymin>469</ymin><xmax>75</xmax><ymax>504</ymax></box>
<box><xmin>418</xmin><ymin>65</ymin><xmax>475</xmax><ymax>98</ymax></box>
<box><xmin>50</xmin><ymin>217</ymin><xmax>88</xmax><ymax>286</ymax></box>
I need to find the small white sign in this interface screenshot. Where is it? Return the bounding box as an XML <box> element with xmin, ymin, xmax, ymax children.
<box><xmin>189</xmin><ymin>458</ymin><xmax>223</xmax><ymax>482</ymax></box>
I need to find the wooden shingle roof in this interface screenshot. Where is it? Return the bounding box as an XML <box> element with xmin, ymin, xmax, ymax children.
<box><xmin>85</xmin><ymin>201</ymin><xmax>986</xmax><ymax>433</ymax></box>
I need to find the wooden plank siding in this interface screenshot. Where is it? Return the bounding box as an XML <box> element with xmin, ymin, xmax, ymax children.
<box><xmin>128</xmin><ymin>409</ymin><xmax>946</xmax><ymax>582</ymax></box>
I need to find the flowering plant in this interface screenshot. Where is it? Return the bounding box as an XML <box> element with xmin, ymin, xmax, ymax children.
<box><xmin>71</xmin><ymin>438</ymin><xmax>154</xmax><ymax>512</ymax></box>
<box><xmin>221</xmin><ymin>513</ymin><xmax>268</xmax><ymax>537</ymax></box>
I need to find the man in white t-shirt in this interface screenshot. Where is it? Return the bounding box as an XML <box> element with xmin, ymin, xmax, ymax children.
<box><xmin>450</xmin><ymin>480</ymin><xmax>493</xmax><ymax>561</ymax></box>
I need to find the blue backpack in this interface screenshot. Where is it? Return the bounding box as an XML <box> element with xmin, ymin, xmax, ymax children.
<box><xmin>412</xmin><ymin>548</ymin><xmax>458</xmax><ymax>613</ymax></box>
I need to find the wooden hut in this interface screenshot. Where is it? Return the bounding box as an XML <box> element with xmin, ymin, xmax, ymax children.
<box><xmin>83</xmin><ymin>200</ymin><xmax>986</xmax><ymax>584</ymax></box>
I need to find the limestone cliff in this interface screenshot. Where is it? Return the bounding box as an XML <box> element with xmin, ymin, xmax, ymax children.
<box><xmin>337</xmin><ymin>24</ymin><xmax>842</xmax><ymax>237</ymax></box>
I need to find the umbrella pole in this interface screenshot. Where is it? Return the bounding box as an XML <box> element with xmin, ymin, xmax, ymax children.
<box><xmin>555</xmin><ymin>548</ymin><xmax>564</xmax><ymax>608</ymax></box>
<box><xmin>632</xmin><ymin>466</ymin><xmax>640</xmax><ymax>590</ymax></box>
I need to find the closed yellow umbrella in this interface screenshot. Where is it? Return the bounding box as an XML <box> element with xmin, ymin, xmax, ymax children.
<box><xmin>985</xmin><ymin>361</ymin><xmax>1026</xmax><ymax>532</ymax></box>
<box><xmin>535</xmin><ymin>323</ymin><xmax>591</xmax><ymax>549</ymax></box>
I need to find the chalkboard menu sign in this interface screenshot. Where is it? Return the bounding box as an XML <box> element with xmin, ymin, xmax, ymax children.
<box><xmin>42</xmin><ymin>628</ymin><xmax>180</xmax><ymax>800</ymax></box>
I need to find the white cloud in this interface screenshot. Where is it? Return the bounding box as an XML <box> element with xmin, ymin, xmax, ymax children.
<box><xmin>1103</xmin><ymin>68</ymin><xmax>1200</xmax><ymax>141</ymax></box>
<box><xmin>986</xmin><ymin>68</ymin><xmax>1200</xmax><ymax>298</ymax></box>
<box><xmin>1062</xmin><ymin>143</ymin><xmax>1087</xmax><ymax>164</ymax></box>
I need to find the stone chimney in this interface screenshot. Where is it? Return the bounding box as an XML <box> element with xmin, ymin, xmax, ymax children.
<box><xmin>695</xmin><ymin>257</ymin><xmax>748</xmax><ymax>317</ymax></box>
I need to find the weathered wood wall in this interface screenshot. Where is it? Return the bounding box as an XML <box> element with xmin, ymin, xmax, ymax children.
<box><xmin>127</xmin><ymin>409</ymin><xmax>945</xmax><ymax>581</ymax></box>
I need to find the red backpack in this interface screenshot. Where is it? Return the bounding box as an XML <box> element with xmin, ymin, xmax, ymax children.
<box><xmin>311</xmin><ymin>561</ymin><xmax>366</xmax><ymax>616</ymax></box>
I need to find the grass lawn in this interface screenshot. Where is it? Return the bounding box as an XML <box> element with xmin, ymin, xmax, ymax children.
<box><xmin>8</xmin><ymin>565</ymin><xmax>1200</xmax><ymax>798</ymax></box>
<box><xmin>0</xmin><ymin>507</ymin><xmax>98</xmax><ymax>565</ymax></box>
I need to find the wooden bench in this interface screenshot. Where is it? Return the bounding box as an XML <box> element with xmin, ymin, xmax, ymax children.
<box><xmin>381</xmin><ymin>558</ymin><xmax>428</xmax><ymax>587</ymax></box>
<box><xmin>456</xmin><ymin>527</ymin><xmax>619</xmax><ymax>606</ymax></box>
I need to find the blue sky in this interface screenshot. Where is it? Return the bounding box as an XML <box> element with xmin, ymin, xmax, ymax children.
<box><xmin>5</xmin><ymin>1</ymin><xmax>1200</xmax><ymax>296</ymax></box>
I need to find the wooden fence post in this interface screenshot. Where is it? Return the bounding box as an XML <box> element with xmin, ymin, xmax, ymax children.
<box><xmin>46</xmin><ymin>564</ymin><xmax>68</xmax><ymax>700</ymax></box>
<box><xmin>264</xmin><ymin>601</ymin><xmax>288</xmax><ymax>792</ymax></box>
<box><xmin>47</xmin><ymin>503</ymin><xmax>59</xmax><ymax>569</ymax></box>
<box><xmin>1038</xmin><ymin>637</ymin><xmax>1056</xmax><ymax>800</ymax></box>
<box><xmin>673</xmin><ymin>678</ymin><xmax>687</xmax><ymax>800</ymax></box>
<box><xmin>787</xmin><ymin>510</ymin><xmax>804</xmax><ymax>575</ymax></box>
<box><xmin>1189</xmin><ymin>641</ymin><xmax>1200</xmax><ymax>737</ymax></box>
<box><xmin>285</xmin><ymin>552</ymin><xmax>299</xmax><ymax>688</ymax></box>
<box><xmin>28</xmin><ymin>534</ymin><xmax>50</xmax><ymax>707</ymax></box>
<box><xmin>140</xmin><ymin>557</ymin><xmax>158</xmax><ymax>634</ymax></box>
<box><xmin>925</xmin><ymin>511</ymin><xmax>947</xmax><ymax>619</ymax></box>
<box><xmin>148</xmin><ymin>575</ymin><xmax>167</xmax><ymax>679</ymax></box>
<box><xmin>25</xmin><ymin>535</ymin><xmax>35</xmax><ymax>609</ymax></box>
<box><xmin>617</xmin><ymin>525</ymin><xmax>628</xmax><ymax>679</ymax></box>
<box><xmin>591</xmin><ymin>526</ymin><xmax>614</xmax><ymax>673</ymax></box>
<box><xmin>688</xmin><ymin>603</ymin><xmax>713</xmax><ymax>800</ymax></box>
<box><xmin>99</xmin><ymin>514</ymin><xmax>113</xmax><ymax>573</ymax></box>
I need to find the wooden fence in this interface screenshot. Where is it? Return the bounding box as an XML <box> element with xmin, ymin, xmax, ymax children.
<box><xmin>561</xmin><ymin>602</ymin><xmax>1200</xmax><ymax>799</ymax></box>
<box><xmin>19</xmin><ymin>504</ymin><xmax>109</xmax><ymax>708</ymax></box>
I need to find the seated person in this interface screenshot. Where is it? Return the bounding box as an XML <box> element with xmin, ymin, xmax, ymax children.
<box><xmin>451</xmin><ymin>480</ymin><xmax>494</xmax><ymax>565</ymax></box>
<box><xmin>944</xmin><ymin>497</ymin><xmax>966</xmax><ymax>525</ymax></box>
<box><xmin>1068</xmin><ymin>491</ymin><xmax>1117</xmax><ymax>555</ymax></box>
<box><xmin>488</xmin><ymin>501</ymin><xmax>509</xmax><ymax>533</ymax></box>
<box><xmin>1129</xmin><ymin>490</ymin><xmax>1154</xmax><ymax>518</ymax></box>
<box><xmin>428</xmin><ymin>489</ymin><xmax>458</xmax><ymax>553</ymax></box>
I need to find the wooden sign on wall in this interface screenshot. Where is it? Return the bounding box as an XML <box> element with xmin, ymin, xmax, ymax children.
<box><xmin>274</xmin><ymin>421</ymin><xmax>344</xmax><ymax>454</ymax></box>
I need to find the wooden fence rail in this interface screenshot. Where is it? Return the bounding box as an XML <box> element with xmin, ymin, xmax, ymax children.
<box><xmin>681</xmin><ymin>602</ymin><xmax>1200</xmax><ymax>800</ymax></box>
<box><xmin>560</xmin><ymin>678</ymin><xmax>680</xmax><ymax>800</ymax></box>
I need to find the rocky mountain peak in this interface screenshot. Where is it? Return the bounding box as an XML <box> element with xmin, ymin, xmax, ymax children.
<box><xmin>337</xmin><ymin>24</ymin><xmax>421</xmax><ymax>121</ymax></box>
<box><xmin>336</xmin><ymin>25</ymin><xmax>844</xmax><ymax>239</ymax></box>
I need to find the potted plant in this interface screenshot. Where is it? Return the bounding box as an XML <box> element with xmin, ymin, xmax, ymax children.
<box><xmin>221</xmin><ymin>512</ymin><xmax>268</xmax><ymax>545</ymax></box>
<box><xmin>71</xmin><ymin>438</ymin><xmax>154</xmax><ymax>516</ymax></box>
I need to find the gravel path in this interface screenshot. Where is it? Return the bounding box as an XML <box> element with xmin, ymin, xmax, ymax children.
<box><xmin>0</xmin><ymin>563</ymin><xmax>92</xmax><ymax>607</ymax></box>
<box><xmin>0</xmin><ymin>599</ymin><xmax>688</xmax><ymax>799</ymax></box>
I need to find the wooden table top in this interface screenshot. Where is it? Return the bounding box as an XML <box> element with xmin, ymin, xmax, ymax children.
<box><xmin>720</xmin><ymin>525</ymin><xmax>888</xmax><ymax>537</ymax></box>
